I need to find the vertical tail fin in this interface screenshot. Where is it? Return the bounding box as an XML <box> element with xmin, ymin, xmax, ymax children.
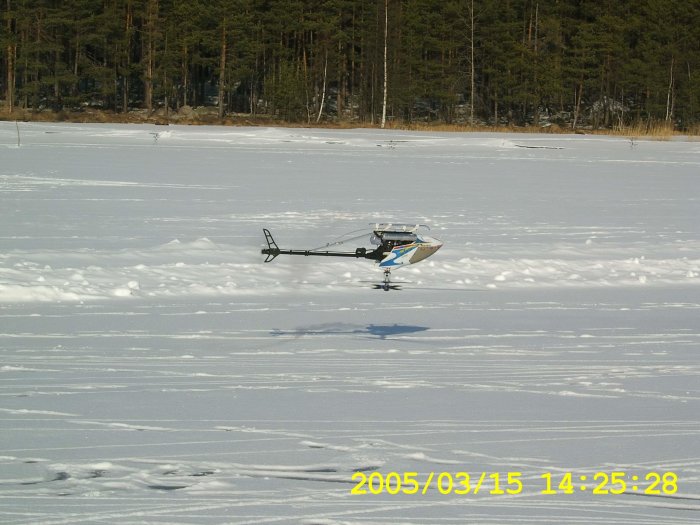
<box><xmin>262</xmin><ymin>229</ymin><xmax>280</xmax><ymax>262</ymax></box>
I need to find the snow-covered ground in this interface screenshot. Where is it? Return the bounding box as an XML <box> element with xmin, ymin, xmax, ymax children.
<box><xmin>1</xmin><ymin>122</ymin><xmax>699</xmax><ymax>523</ymax></box>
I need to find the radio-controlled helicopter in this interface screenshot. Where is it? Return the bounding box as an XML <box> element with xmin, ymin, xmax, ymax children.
<box><xmin>261</xmin><ymin>223</ymin><xmax>443</xmax><ymax>291</ymax></box>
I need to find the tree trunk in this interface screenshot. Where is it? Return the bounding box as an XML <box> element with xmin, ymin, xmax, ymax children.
<box><xmin>6</xmin><ymin>43</ymin><xmax>14</xmax><ymax>113</ymax></box>
<box><xmin>469</xmin><ymin>0</ymin><xmax>474</xmax><ymax>125</ymax></box>
<box><xmin>532</xmin><ymin>2</ymin><xmax>539</xmax><ymax>126</ymax></box>
<box><xmin>666</xmin><ymin>56</ymin><xmax>674</xmax><ymax>123</ymax></box>
<box><xmin>33</xmin><ymin>15</ymin><xmax>41</xmax><ymax>110</ymax></box>
<box><xmin>144</xmin><ymin>0</ymin><xmax>158</xmax><ymax>114</ymax></box>
<box><xmin>6</xmin><ymin>0</ymin><xmax>15</xmax><ymax>113</ymax></box>
<box><xmin>218</xmin><ymin>18</ymin><xmax>227</xmax><ymax>119</ymax></box>
<box><xmin>494</xmin><ymin>90</ymin><xmax>498</xmax><ymax>125</ymax></box>
<box><xmin>381</xmin><ymin>0</ymin><xmax>388</xmax><ymax>129</ymax></box>
<box><xmin>302</xmin><ymin>46</ymin><xmax>310</xmax><ymax>123</ymax></box>
<box><xmin>163</xmin><ymin>35</ymin><xmax>169</xmax><ymax>118</ymax></box>
<box><xmin>572</xmin><ymin>80</ymin><xmax>583</xmax><ymax>130</ymax></box>
<box><xmin>182</xmin><ymin>42</ymin><xmax>188</xmax><ymax>107</ymax></box>
<box><xmin>316</xmin><ymin>50</ymin><xmax>327</xmax><ymax>122</ymax></box>
<box><xmin>336</xmin><ymin>39</ymin><xmax>343</xmax><ymax>120</ymax></box>
<box><xmin>123</xmin><ymin>1</ymin><xmax>132</xmax><ymax>113</ymax></box>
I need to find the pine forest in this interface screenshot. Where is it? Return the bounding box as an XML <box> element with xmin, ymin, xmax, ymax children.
<box><xmin>2</xmin><ymin>0</ymin><xmax>700</xmax><ymax>131</ymax></box>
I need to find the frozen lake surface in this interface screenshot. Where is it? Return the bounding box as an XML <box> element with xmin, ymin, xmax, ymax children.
<box><xmin>1</xmin><ymin>123</ymin><xmax>699</xmax><ymax>523</ymax></box>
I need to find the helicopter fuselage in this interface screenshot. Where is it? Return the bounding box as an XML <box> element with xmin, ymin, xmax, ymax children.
<box><xmin>372</xmin><ymin>232</ymin><xmax>443</xmax><ymax>268</ymax></box>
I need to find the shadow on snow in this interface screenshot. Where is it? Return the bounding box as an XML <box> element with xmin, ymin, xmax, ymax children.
<box><xmin>271</xmin><ymin>323</ymin><xmax>429</xmax><ymax>340</ymax></box>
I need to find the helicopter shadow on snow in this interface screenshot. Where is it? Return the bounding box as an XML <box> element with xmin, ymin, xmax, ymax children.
<box><xmin>270</xmin><ymin>322</ymin><xmax>429</xmax><ymax>340</ymax></box>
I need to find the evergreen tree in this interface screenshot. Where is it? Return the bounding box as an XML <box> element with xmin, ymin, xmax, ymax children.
<box><xmin>2</xmin><ymin>0</ymin><xmax>700</xmax><ymax>129</ymax></box>
<box><xmin>2</xmin><ymin>0</ymin><xmax>18</xmax><ymax>112</ymax></box>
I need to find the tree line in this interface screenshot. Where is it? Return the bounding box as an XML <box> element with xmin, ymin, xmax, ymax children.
<box><xmin>2</xmin><ymin>0</ymin><xmax>699</xmax><ymax>130</ymax></box>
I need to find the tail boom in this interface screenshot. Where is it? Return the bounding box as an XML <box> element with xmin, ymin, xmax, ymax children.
<box><xmin>261</xmin><ymin>229</ymin><xmax>376</xmax><ymax>262</ymax></box>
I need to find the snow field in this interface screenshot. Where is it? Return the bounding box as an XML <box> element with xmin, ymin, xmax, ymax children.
<box><xmin>1</xmin><ymin>122</ymin><xmax>699</xmax><ymax>523</ymax></box>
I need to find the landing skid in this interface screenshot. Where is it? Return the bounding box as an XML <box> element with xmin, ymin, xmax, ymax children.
<box><xmin>373</xmin><ymin>269</ymin><xmax>399</xmax><ymax>291</ymax></box>
<box><xmin>372</xmin><ymin>283</ymin><xmax>402</xmax><ymax>291</ymax></box>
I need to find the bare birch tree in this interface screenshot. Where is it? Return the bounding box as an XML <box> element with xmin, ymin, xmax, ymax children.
<box><xmin>666</xmin><ymin>56</ymin><xmax>674</xmax><ymax>122</ymax></box>
<box><xmin>316</xmin><ymin>50</ymin><xmax>328</xmax><ymax>123</ymax></box>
